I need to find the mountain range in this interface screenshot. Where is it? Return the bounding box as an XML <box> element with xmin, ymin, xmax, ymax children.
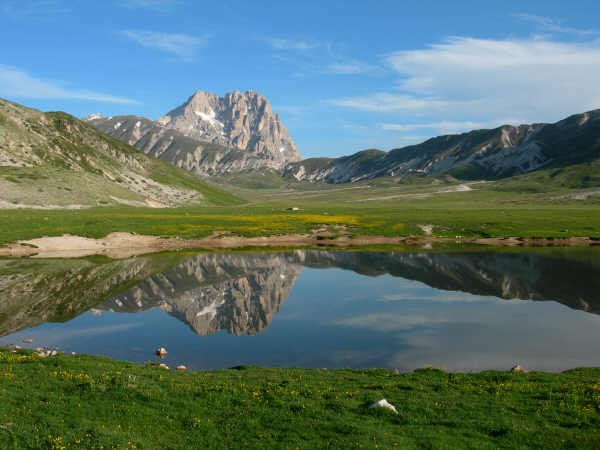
<box><xmin>284</xmin><ymin>110</ymin><xmax>600</xmax><ymax>183</ymax></box>
<box><xmin>2</xmin><ymin>91</ymin><xmax>599</xmax><ymax>201</ymax></box>
<box><xmin>85</xmin><ymin>90</ymin><xmax>301</xmax><ymax>176</ymax></box>
<box><xmin>85</xmin><ymin>91</ymin><xmax>600</xmax><ymax>185</ymax></box>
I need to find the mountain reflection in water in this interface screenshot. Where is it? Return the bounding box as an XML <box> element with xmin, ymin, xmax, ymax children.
<box><xmin>98</xmin><ymin>249</ymin><xmax>600</xmax><ymax>335</ymax></box>
<box><xmin>1</xmin><ymin>248</ymin><xmax>599</xmax><ymax>371</ymax></box>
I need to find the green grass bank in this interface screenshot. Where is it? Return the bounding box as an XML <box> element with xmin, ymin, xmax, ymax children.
<box><xmin>1</xmin><ymin>349</ymin><xmax>599</xmax><ymax>448</ymax></box>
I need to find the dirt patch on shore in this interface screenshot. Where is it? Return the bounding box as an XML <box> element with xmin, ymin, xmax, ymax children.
<box><xmin>0</xmin><ymin>233</ymin><xmax>598</xmax><ymax>259</ymax></box>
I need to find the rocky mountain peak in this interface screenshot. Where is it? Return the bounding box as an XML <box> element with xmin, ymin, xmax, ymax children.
<box><xmin>83</xmin><ymin>113</ymin><xmax>104</xmax><ymax>121</ymax></box>
<box><xmin>157</xmin><ymin>90</ymin><xmax>300</xmax><ymax>164</ymax></box>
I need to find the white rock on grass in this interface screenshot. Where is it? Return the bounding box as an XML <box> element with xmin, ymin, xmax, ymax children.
<box><xmin>176</xmin><ymin>365</ymin><xmax>187</xmax><ymax>371</ymax></box>
<box><xmin>369</xmin><ymin>399</ymin><xmax>398</xmax><ymax>414</ymax></box>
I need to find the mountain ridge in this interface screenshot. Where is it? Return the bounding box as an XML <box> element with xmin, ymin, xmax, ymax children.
<box><xmin>284</xmin><ymin>109</ymin><xmax>600</xmax><ymax>183</ymax></box>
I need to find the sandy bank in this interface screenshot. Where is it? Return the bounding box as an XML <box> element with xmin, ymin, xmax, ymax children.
<box><xmin>0</xmin><ymin>232</ymin><xmax>598</xmax><ymax>259</ymax></box>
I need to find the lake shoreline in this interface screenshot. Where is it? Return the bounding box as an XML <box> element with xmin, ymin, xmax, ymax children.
<box><xmin>1</xmin><ymin>231</ymin><xmax>598</xmax><ymax>259</ymax></box>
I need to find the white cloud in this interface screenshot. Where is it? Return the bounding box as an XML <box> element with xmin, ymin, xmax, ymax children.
<box><xmin>262</xmin><ymin>37</ymin><xmax>382</xmax><ymax>77</ymax></box>
<box><xmin>514</xmin><ymin>13</ymin><xmax>600</xmax><ymax>36</ymax></box>
<box><xmin>332</xmin><ymin>93</ymin><xmax>448</xmax><ymax>112</ymax></box>
<box><xmin>335</xmin><ymin>313</ymin><xmax>448</xmax><ymax>332</ymax></box>
<box><xmin>120</xmin><ymin>0</ymin><xmax>180</xmax><ymax>10</ymax></box>
<box><xmin>380</xmin><ymin>119</ymin><xmax>518</xmax><ymax>134</ymax></box>
<box><xmin>332</xmin><ymin>36</ymin><xmax>600</xmax><ymax>123</ymax></box>
<box><xmin>263</xmin><ymin>38</ymin><xmax>323</xmax><ymax>51</ymax></box>
<box><xmin>120</xmin><ymin>30</ymin><xmax>210</xmax><ymax>61</ymax></box>
<box><xmin>325</xmin><ymin>60</ymin><xmax>384</xmax><ymax>76</ymax></box>
<box><xmin>1</xmin><ymin>0</ymin><xmax>69</xmax><ymax>19</ymax></box>
<box><xmin>379</xmin><ymin>291</ymin><xmax>490</xmax><ymax>303</ymax></box>
<box><xmin>0</xmin><ymin>322</ymin><xmax>144</xmax><ymax>344</ymax></box>
<box><xmin>0</xmin><ymin>65</ymin><xmax>138</xmax><ymax>104</ymax></box>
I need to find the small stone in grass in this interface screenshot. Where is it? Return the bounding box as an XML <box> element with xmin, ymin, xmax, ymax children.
<box><xmin>176</xmin><ymin>365</ymin><xmax>187</xmax><ymax>371</ymax></box>
<box><xmin>369</xmin><ymin>399</ymin><xmax>398</xmax><ymax>414</ymax></box>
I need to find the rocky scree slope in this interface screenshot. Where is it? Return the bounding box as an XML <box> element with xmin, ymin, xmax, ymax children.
<box><xmin>284</xmin><ymin>110</ymin><xmax>600</xmax><ymax>183</ymax></box>
<box><xmin>85</xmin><ymin>90</ymin><xmax>301</xmax><ymax>176</ymax></box>
<box><xmin>0</xmin><ymin>98</ymin><xmax>241</xmax><ymax>208</ymax></box>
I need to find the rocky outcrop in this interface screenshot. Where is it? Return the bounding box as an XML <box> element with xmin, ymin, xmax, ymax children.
<box><xmin>284</xmin><ymin>110</ymin><xmax>600</xmax><ymax>183</ymax></box>
<box><xmin>85</xmin><ymin>90</ymin><xmax>301</xmax><ymax>176</ymax></box>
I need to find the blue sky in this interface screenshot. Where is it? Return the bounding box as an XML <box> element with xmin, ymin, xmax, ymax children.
<box><xmin>2</xmin><ymin>0</ymin><xmax>600</xmax><ymax>158</ymax></box>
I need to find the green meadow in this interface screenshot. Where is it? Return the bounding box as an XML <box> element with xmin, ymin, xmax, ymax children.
<box><xmin>1</xmin><ymin>348</ymin><xmax>599</xmax><ymax>448</ymax></box>
<box><xmin>1</xmin><ymin>175</ymin><xmax>599</xmax><ymax>245</ymax></box>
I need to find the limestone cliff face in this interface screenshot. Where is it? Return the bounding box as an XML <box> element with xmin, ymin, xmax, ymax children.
<box><xmin>85</xmin><ymin>90</ymin><xmax>300</xmax><ymax>176</ymax></box>
<box><xmin>160</xmin><ymin>91</ymin><xmax>300</xmax><ymax>164</ymax></box>
<box><xmin>101</xmin><ymin>253</ymin><xmax>302</xmax><ymax>336</ymax></box>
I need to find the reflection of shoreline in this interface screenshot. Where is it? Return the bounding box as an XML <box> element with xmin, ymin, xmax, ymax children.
<box><xmin>1</xmin><ymin>248</ymin><xmax>599</xmax><ymax>339</ymax></box>
<box><xmin>0</xmin><ymin>254</ymin><xmax>187</xmax><ymax>337</ymax></box>
<box><xmin>2</xmin><ymin>232</ymin><xmax>598</xmax><ymax>258</ymax></box>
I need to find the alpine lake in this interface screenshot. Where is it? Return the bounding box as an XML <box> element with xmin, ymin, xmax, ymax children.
<box><xmin>1</xmin><ymin>246</ymin><xmax>599</xmax><ymax>372</ymax></box>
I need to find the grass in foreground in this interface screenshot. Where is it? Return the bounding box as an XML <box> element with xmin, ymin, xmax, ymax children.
<box><xmin>1</xmin><ymin>349</ymin><xmax>599</xmax><ymax>448</ymax></box>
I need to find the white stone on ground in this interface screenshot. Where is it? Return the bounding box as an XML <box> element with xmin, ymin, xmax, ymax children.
<box><xmin>369</xmin><ymin>399</ymin><xmax>398</xmax><ymax>414</ymax></box>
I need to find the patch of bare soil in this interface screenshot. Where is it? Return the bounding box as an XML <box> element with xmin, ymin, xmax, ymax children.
<box><xmin>0</xmin><ymin>199</ymin><xmax>87</xmax><ymax>210</ymax></box>
<box><xmin>0</xmin><ymin>232</ymin><xmax>598</xmax><ymax>259</ymax></box>
<box><xmin>356</xmin><ymin>183</ymin><xmax>475</xmax><ymax>202</ymax></box>
<box><xmin>418</xmin><ymin>224</ymin><xmax>434</xmax><ymax>235</ymax></box>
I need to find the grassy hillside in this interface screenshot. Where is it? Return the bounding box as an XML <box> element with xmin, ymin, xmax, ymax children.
<box><xmin>0</xmin><ymin>99</ymin><xmax>243</xmax><ymax>208</ymax></box>
<box><xmin>488</xmin><ymin>159</ymin><xmax>600</xmax><ymax>192</ymax></box>
<box><xmin>1</xmin><ymin>349</ymin><xmax>599</xmax><ymax>448</ymax></box>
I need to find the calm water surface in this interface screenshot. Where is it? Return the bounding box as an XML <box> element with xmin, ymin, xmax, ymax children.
<box><xmin>1</xmin><ymin>247</ymin><xmax>599</xmax><ymax>371</ymax></box>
